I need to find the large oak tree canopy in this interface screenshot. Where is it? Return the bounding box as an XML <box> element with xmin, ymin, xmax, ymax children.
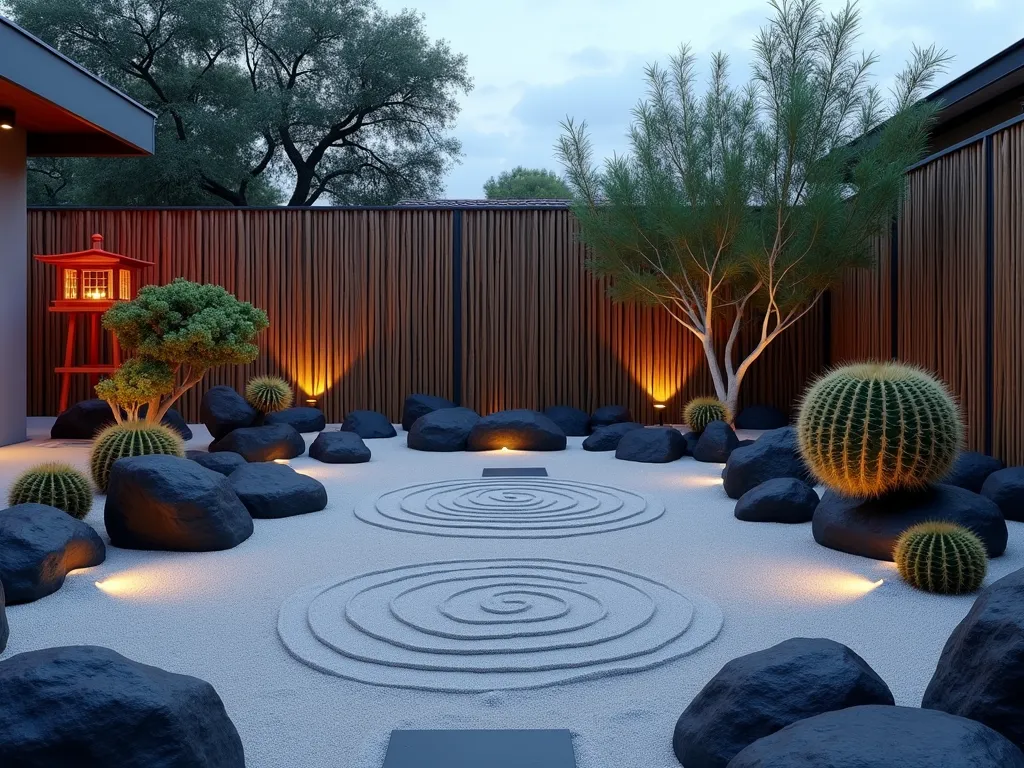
<box><xmin>13</xmin><ymin>0</ymin><xmax>472</xmax><ymax>206</ymax></box>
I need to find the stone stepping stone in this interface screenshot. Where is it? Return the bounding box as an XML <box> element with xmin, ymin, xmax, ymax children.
<box><xmin>186</xmin><ymin>450</ymin><xmax>247</xmax><ymax>476</ymax></box>
<box><xmin>264</xmin><ymin>406</ymin><xmax>326</xmax><ymax>433</ymax></box>
<box><xmin>341</xmin><ymin>410</ymin><xmax>397</xmax><ymax>439</ymax></box>
<box><xmin>402</xmin><ymin>394</ymin><xmax>456</xmax><ymax>431</ymax></box>
<box><xmin>104</xmin><ymin>455</ymin><xmax>253</xmax><ymax>552</ymax></box>
<box><xmin>309</xmin><ymin>431</ymin><xmax>370</xmax><ymax>463</ymax></box>
<box><xmin>209</xmin><ymin>423</ymin><xmax>305</xmax><ymax>462</ymax></box>
<box><xmin>0</xmin><ymin>504</ymin><xmax>105</xmax><ymax>603</ymax></box>
<box><xmin>383</xmin><ymin>729</ymin><xmax>576</xmax><ymax>768</ymax></box>
<box><xmin>228</xmin><ymin>463</ymin><xmax>328</xmax><ymax>519</ymax></box>
<box><xmin>0</xmin><ymin>646</ymin><xmax>245</xmax><ymax>766</ymax></box>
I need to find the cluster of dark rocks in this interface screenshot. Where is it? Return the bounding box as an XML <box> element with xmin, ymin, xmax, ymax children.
<box><xmin>672</xmin><ymin>567</ymin><xmax>1024</xmax><ymax>767</ymax></box>
<box><xmin>50</xmin><ymin>398</ymin><xmax>193</xmax><ymax>441</ymax></box>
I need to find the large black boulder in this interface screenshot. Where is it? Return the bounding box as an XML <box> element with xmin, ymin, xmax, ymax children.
<box><xmin>682</xmin><ymin>430</ymin><xmax>699</xmax><ymax>455</ymax></box>
<box><xmin>209</xmin><ymin>423</ymin><xmax>306</xmax><ymax>462</ymax></box>
<box><xmin>104</xmin><ymin>455</ymin><xmax>253</xmax><ymax>552</ymax></box>
<box><xmin>673</xmin><ymin>638</ymin><xmax>894</xmax><ymax>768</ymax></box>
<box><xmin>50</xmin><ymin>399</ymin><xmax>192</xmax><ymax>440</ymax></box>
<box><xmin>0</xmin><ymin>645</ymin><xmax>245</xmax><ymax>767</ymax></box>
<box><xmin>922</xmin><ymin>566</ymin><xmax>1024</xmax><ymax>750</ymax></box>
<box><xmin>264</xmin><ymin>406</ymin><xmax>326</xmax><ymax>433</ymax></box>
<box><xmin>734</xmin><ymin>404</ymin><xmax>788</xmax><ymax>430</ymax></box>
<box><xmin>407</xmin><ymin>407</ymin><xmax>480</xmax><ymax>452</ymax></box>
<box><xmin>615</xmin><ymin>427</ymin><xmax>686</xmax><ymax>463</ymax></box>
<box><xmin>402</xmin><ymin>393</ymin><xmax>456</xmax><ymax>431</ymax></box>
<box><xmin>0</xmin><ymin>504</ymin><xmax>106</xmax><ymax>604</ymax></box>
<box><xmin>200</xmin><ymin>386</ymin><xmax>259</xmax><ymax>440</ymax></box>
<box><xmin>944</xmin><ymin>451</ymin><xmax>1005</xmax><ymax>493</ymax></box>
<box><xmin>723</xmin><ymin>427</ymin><xmax>809</xmax><ymax>499</ymax></box>
<box><xmin>467</xmin><ymin>410</ymin><xmax>567</xmax><ymax>451</ymax></box>
<box><xmin>813</xmin><ymin>484</ymin><xmax>1007</xmax><ymax>561</ymax></box>
<box><xmin>728</xmin><ymin>704</ymin><xmax>1024</xmax><ymax>768</ymax></box>
<box><xmin>590</xmin><ymin>405</ymin><xmax>631</xmax><ymax>429</ymax></box>
<box><xmin>341</xmin><ymin>410</ymin><xmax>397</xmax><ymax>439</ymax></box>
<box><xmin>981</xmin><ymin>467</ymin><xmax>1024</xmax><ymax>521</ymax></box>
<box><xmin>228</xmin><ymin>463</ymin><xmax>327</xmax><ymax>519</ymax></box>
<box><xmin>309</xmin><ymin>431</ymin><xmax>371</xmax><ymax>463</ymax></box>
<box><xmin>542</xmin><ymin>405</ymin><xmax>591</xmax><ymax>436</ymax></box>
<box><xmin>693</xmin><ymin>420</ymin><xmax>740</xmax><ymax>463</ymax></box>
<box><xmin>581</xmin><ymin>422</ymin><xmax>644</xmax><ymax>451</ymax></box>
<box><xmin>0</xmin><ymin>581</ymin><xmax>7</xmax><ymax>653</ymax></box>
<box><xmin>186</xmin><ymin>450</ymin><xmax>247</xmax><ymax>477</ymax></box>
<box><xmin>734</xmin><ymin>478</ymin><xmax>818</xmax><ymax>524</ymax></box>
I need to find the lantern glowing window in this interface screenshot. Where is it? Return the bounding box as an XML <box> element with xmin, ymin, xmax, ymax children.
<box><xmin>82</xmin><ymin>270</ymin><xmax>111</xmax><ymax>300</ymax></box>
<box><xmin>119</xmin><ymin>270</ymin><xmax>130</xmax><ymax>300</ymax></box>
<box><xmin>63</xmin><ymin>269</ymin><xmax>78</xmax><ymax>300</ymax></box>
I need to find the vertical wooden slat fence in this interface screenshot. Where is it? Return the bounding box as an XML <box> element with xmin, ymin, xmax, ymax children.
<box><xmin>27</xmin><ymin>206</ymin><xmax>823</xmax><ymax>425</ymax></box>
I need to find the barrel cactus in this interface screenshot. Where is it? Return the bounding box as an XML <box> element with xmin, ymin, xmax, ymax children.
<box><xmin>245</xmin><ymin>376</ymin><xmax>293</xmax><ymax>414</ymax></box>
<box><xmin>797</xmin><ymin>362</ymin><xmax>962</xmax><ymax>497</ymax></box>
<box><xmin>8</xmin><ymin>462</ymin><xmax>94</xmax><ymax>519</ymax></box>
<box><xmin>684</xmin><ymin>397</ymin><xmax>731</xmax><ymax>434</ymax></box>
<box><xmin>90</xmin><ymin>422</ymin><xmax>185</xmax><ymax>491</ymax></box>
<box><xmin>894</xmin><ymin>521</ymin><xmax>987</xmax><ymax>594</ymax></box>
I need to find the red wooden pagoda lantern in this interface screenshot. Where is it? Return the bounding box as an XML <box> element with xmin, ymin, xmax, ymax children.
<box><xmin>34</xmin><ymin>234</ymin><xmax>154</xmax><ymax>412</ymax></box>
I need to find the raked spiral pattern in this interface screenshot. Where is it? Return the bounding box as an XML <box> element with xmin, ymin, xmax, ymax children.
<box><xmin>278</xmin><ymin>558</ymin><xmax>723</xmax><ymax>691</ymax></box>
<box><xmin>354</xmin><ymin>478</ymin><xmax>663</xmax><ymax>538</ymax></box>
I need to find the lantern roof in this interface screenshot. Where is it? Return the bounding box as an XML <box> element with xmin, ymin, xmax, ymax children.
<box><xmin>34</xmin><ymin>234</ymin><xmax>154</xmax><ymax>269</ymax></box>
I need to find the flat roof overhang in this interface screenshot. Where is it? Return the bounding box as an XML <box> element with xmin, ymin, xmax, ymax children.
<box><xmin>0</xmin><ymin>15</ymin><xmax>155</xmax><ymax>157</ymax></box>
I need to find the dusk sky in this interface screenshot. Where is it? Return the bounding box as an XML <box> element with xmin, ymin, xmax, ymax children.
<box><xmin>376</xmin><ymin>0</ymin><xmax>1024</xmax><ymax>198</ymax></box>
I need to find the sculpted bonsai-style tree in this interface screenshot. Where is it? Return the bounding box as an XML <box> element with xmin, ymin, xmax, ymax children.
<box><xmin>97</xmin><ymin>279</ymin><xmax>269</xmax><ymax>423</ymax></box>
<box><xmin>556</xmin><ymin>0</ymin><xmax>949</xmax><ymax>414</ymax></box>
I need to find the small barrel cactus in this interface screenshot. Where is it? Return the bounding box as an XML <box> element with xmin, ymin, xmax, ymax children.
<box><xmin>797</xmin><ymin>362</ymin><xmax>962</xmax><ymax>497</ymax></box>
<box><xmin>90</xmin><ymin>422</ymin><xmax>185</xmax><ymax>491</ymax></box>
<box><xmin>8</xmin><ymin>462</ymin><xmax>94</xmax><ymax>519</ymax></box>
<box><xmin>245</xmin><ymin>376</ymin><xmax>294</xmax><ymax>413</ymax></box>
<box><xmin>684</xmin><ymin>397</ymin><xmax>731</xmax><ymax>434</ymax></box>
<box><xmin>894</xmin><ymin>521</ymin><xmax>987</xmax><ymax>594</ymax></box>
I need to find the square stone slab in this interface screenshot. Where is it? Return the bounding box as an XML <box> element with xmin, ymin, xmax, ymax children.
<box><xmin>382</xmin><ymin>730</ymin><xmax>576</xmax><ymax>768</ymax></box>
<box><xmin>481</xmin><ymin>467</ymin><xmax>549</xmax><ymax>477</ymax></box>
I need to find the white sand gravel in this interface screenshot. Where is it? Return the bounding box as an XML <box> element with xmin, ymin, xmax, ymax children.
<box><xmin>2</xmin><ymin>417</ymin><xmax>1021</xmax><ymax>768</ymax></box>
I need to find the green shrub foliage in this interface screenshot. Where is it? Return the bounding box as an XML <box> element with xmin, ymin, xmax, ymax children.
<box><xmin>8</xmin><ymin>462</ymin><xmax>93</xmax><ymax>519</ymax></box>
<box><xmin>90</xmin><ymin>422</ymin><xmax>184</xmax><ymax>491</ymax></box>
<box><xmin>245</xmin><ymin>376</ymin><xmax>293</xmax><ymax>413</ymax></box>
<box><xmin>894</xmin><ymin>522</ymin><xmax>987</xmax><ymax>594</ymax></box>
<box><xmin>797</xmin><ymin>362</ymin><xmax>962</xmax><ymax>497</ymax></box>
<box><xmin>684</xmin><ymin>397</ymin><xmax>731</xmax><ymax>434</ymax></box>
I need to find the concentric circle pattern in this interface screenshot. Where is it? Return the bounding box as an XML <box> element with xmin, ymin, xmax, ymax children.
<box><xmin>354</xmin><ymin>478</ymin><xmax>664</xmax><ymax>538</ymax></box>
<box><xmin>278</xmin><ymin>558</ymin><xmax>723</xmax><ymax>691</ymax></box>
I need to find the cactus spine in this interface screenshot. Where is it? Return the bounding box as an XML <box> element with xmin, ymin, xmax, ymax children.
<box><xmin>245</xmin><ymin>376</ymin><xmax>293</xmax><ymax>414</ymax></box>
<box><xmin>90</xmin><ymin>422</ymin><xmax>184</xmax><ymax>491</ymax></box>
<box><xmin>684</xmin><ymin>397</ymin><xmax>732</xmax><ymax>434</ymax></box>
<box><xmin>797</xmin><ymin>362</ymin><xmax>962</xmax><ymax>497</ymax></box>
<box><xmin>8</xmin><ymin>462</ymin><xmax>94</xmax><ymax>519</ymax></box>
<box><xmin>894</xmin><ymin>522</ymin><xmax>987</xmax><ymax>594</ymax></box>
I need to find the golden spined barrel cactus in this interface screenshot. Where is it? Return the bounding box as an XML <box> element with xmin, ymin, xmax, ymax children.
<box><xmin>797</xmin><ymin>362</ymin><xmax>962</xmax><ymax>497</ymax></box>
<box><xmin>245</xmin><ymin>376</ymin><xmax>294</xmax><ymax>414</ymax></box>
<box><xmin>90</xmin><ymin>422</ymin><xmax>185</xmax><ymax>492</ymax></box>
<box><xmin>8</xmin><ymin>462</ymin><xmax>94</xmax><ymax>519</ymax></box>
<box><xmin>894</xmin><ymin>522</ymin><xmax>987</xmax><ymax>594</ymax></box>
<box><xmin>684</xmin><ymin>397</ymin><xmax>732</xmax><ymax>435</ymax></box>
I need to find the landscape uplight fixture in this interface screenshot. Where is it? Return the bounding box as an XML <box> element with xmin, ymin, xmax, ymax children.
<box><xmin>653</xmin><ymin>402</ymin><xmax>667</xmax><ymax>426</ymax></box>
<box><xmin>0</xmin><ymin>108</ymin><xmax>14</xmax><ymax>130</ymax></box>
<box><xmin>305</xmin><ymin>397</ymin><xmax>317</xmax><ymax>406</ymax></box>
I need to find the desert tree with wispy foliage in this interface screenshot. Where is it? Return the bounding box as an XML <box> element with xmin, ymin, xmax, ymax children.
<box><xmin>557</xmin><ymin>0</ymin><xmax>949</xmax><ymax>413</ymax></box>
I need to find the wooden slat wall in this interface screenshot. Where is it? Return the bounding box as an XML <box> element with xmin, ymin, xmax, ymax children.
<box><xmin>830</xmin><ymin>232</ymin><xmax>891</xmax><ymax>363</ymax></box>
<box><xmin>29</xmin><ymin>206</ymin><xmax>825</xmax><ymax>425</ymax></box>
<box><xmin>993</xmin><ymin>122</ymin><xmax>1024</xmax><ymax>464</ymax></box>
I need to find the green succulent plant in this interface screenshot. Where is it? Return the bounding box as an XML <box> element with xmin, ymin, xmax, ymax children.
<box><xmin>245</xmin><ymin>376</ymin><xmax>293</xmax><ymax>413</ymax></box>
<box><xmin>797</xmin><ymin>362</ymin><xmax>962</xmax><ymax>497</ymax></box>
<box><xmin>90</xmin><ymin>422</ymin><xmax>185</xmax><ymax>491</ymax></box>
<box><xmin>894</xmin><ymin>521</ymin><xmax>987</xmax><ymax>594</ymax></box>
<box><xmin>8</xmin><ymin>462</ymin><xmax>94</xmax><ymax>519</ymax></box>
<box><xmin>684</xmin><ymin>397</ymin><xmax>732</xmax><ymax>434</ymax></box>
